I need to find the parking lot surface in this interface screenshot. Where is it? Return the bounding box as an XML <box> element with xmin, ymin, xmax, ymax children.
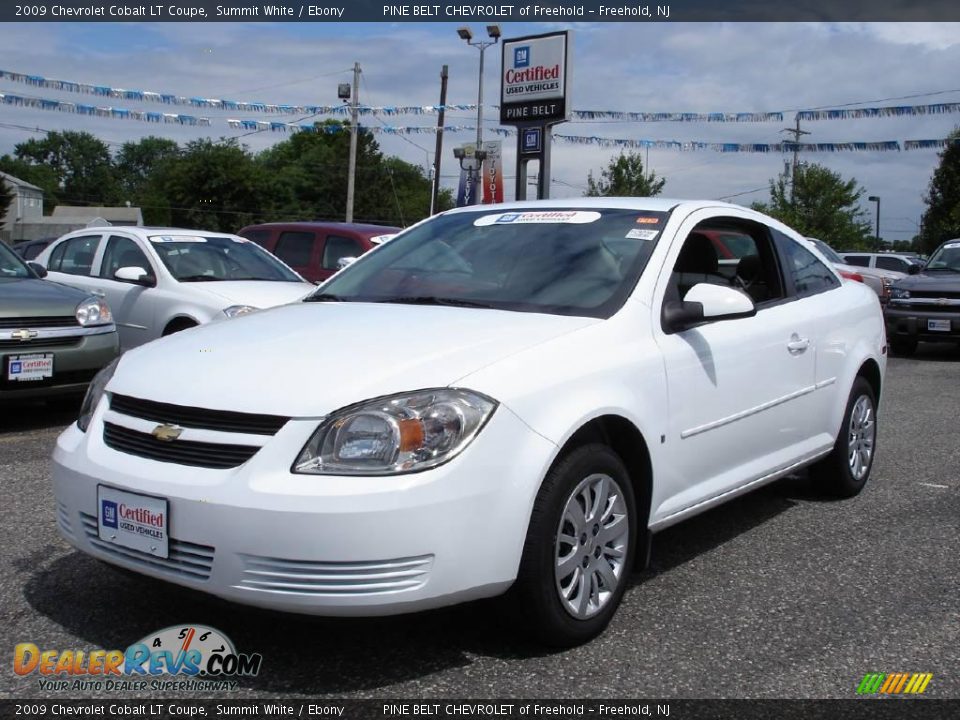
<box><xmin>1</xmin><ymin>348</ymin><xmax>958</xmax><ymax>700</ymax></box>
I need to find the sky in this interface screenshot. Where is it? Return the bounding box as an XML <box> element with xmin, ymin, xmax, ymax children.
<box><xmin>1</xmin><ymin>20</ymin><xmax>959</xmax><ymax>241</ymax></box>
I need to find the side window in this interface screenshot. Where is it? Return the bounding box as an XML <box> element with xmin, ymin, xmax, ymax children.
<box><xmin>844</xmin><ymin>255</ymin><xmax>870</xmax><ymax>267</ymax></box>
<box><xmin>274</xmin><ymin>231</ymin><xmax>315</xmax><ymax>267</ymax></box>
<box><xmin>47</xmin><ymin>240</ymin><xmax>67</xmax><ymax>271</ymax></box>
<box><xmin>58</xmin><ymin>235</ymin><xmax>101</xmax><ymax>276</ymax></box>
<box><xmin>875</xmin><ymin>256</ymin><xmax>905</xmax><ymax>272</ymax></box>
<box><xmin>776</xmin><ymin>232</ymin><xmax>841</xmax><ymax>297</ymax></box>
<box><xmin>323</xmin><ymin>235</ymin><xmax>364</xmax><ymax>270</ymax></box>
<box><xmin>669</xmin><ymin>221</ymin><xmax>785</xmax><ymax>306</ymax></box>
<box><xmin>101</xmin><ymin>236</ymin><xmax>151</xmax><ymax>279</ymax></box>
<box><xmin>23</xmin><ymin>243</ymin><xmax>44</xmax><ymax>260</ymax></box>
<box><xmin>240</xmin><ymin>229</ymin><xmax>271</xmax><ymax>248</ymax></box>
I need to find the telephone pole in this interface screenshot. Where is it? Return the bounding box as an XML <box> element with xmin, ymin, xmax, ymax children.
<box><xmin>431</xmin><ymin>65</ymin><xmax>449</xmax><ymax>216</ymax></box>
<box><xmin>781</xmin><ymin>115</ymin><xmax>810</xmax><ymax>204</ymax></box>
<box><xmin>345</xmin><ymin>61</ymin><xmax>361</xmax><ymax>223</ymax></box>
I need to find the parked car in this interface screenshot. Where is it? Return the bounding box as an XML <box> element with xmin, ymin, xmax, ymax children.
<box><xmin>841</xmin><ymin>252</ymin><xmax>924</xmax><ymax>275</ymax></box>
<box><xmin>53</xmin><ymin>199</ymin><xmax>885</xmax><ymax>647</ymax></box>
<box><xmin>0</xmin><ymin>240</ymin><xmax>118</xmax><ymax>401</ymax></box>
<box><xmin>34</xmin><ymin>227</ymin><xmax>315</xmax><ymax>351</ymax></box>
<box><xmin>12</xmin><ymin>237</ymin><xmax>56</xmax><ymax>260</ymax></box>
<box><xmin>807</xmin><ymin>238</ymin><xmax>904</xmax><ymax>301</ymax></box>
<box><xmin>884</xmin><ymin>238</ymin><xmax>960</xmax><ymax>355</ymax></box>
<box><xmin>237</xmin><ymin>222</ymin><xmax>402</xmax><ymax>283</ymax></box>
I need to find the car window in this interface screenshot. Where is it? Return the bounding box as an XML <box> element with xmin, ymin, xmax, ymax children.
<box><xmin>0</xmin><ymin>241</ymin><xmax>32</xmax><ymax>278</ymax></box>
<box><xmin>149</xmin><ymin>235</ymin><xmax>303</xmax><ymax>282</ymax></box>
<box><xmin>57</xmin><ymin>235</ymin><xmax>101</xmax><ymax>276</ymax></box>
<box><xmin>274</xmin><ymin>231</ymin><xmax>315</xmax><ymax>267</ymax></box>
<box><xmin>668</xmin><ymin>220</ymin><xmax>785</xmax><ymax>307</ymax></box>
<box><xmin>48</xmin><ymin>240</ymin><xmax>67</xmax><ymax>270</ymax></box>
<box><xmin>777</xmin><ymin>233</ymin><xmax>841</xmax><ymax>296</ymax></box>
<box><xmin>323</xmin><ymin>235</ymin><xmax>364</xmax><ymax>270</ymax></box>
<box><xmin>240</xmin><ymin>229</ymin><xmax>271</xmax><ymax>248</ymax></box>
<box><xmin>22</xmin><ymin>243</ymin><xmax>44</xmax><ymax>260</ymax></box>
<box><xmin>844</xmin><ymin>255</ymin><xmax>870</xmax><ymax>267</ymax></box>
<box><xmin>101</xmin><ymin>236</ymin><xmax>151</xmax><ymax>279</ymax></box>
<box><xmin>875</xmin><ymin>256</ymin><xmax>906</xmax><ymax>272</ymax></box>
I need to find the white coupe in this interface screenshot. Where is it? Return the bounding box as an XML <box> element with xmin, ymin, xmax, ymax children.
<box><xmin>52</xmin><ymin>199</ymin><xmax>886</xmax><ymax>646</ymax></box>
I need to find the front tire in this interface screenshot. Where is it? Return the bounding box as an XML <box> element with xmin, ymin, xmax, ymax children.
<box><xmin>812</xmin><ymin>376</ymin><xmax>878</xmax><ymax>498</ymax></box>
<box><xmin>512</xmin><ymin>444</ymin><xmax>636</xmax><ymax>647</ymax></box>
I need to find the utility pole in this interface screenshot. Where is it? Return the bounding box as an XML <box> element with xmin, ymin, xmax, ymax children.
<box><xmin>781</xmin><ymin>115</ymin><xmax>810</xmax><ymax>204</ymax></box>
<box><xmin>431</xmin><ymin>65</ymin><xmax>448</xmax><ymax>216</ymax></box>
<box><xmin>345</xmin><ymin>61</ymin><xmax>361</xmax><ymax>223</ymax></box>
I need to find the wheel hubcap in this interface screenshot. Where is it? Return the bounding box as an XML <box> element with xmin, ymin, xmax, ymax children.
<box><xmin>847</xmin><ymin>394</ymin><xmax>876</xmax><ymax>481</ymax></box>
<box><xmin>554</xmin><ymin>473</ymin><xmax>630</xmax><ymax>619</ymax></box>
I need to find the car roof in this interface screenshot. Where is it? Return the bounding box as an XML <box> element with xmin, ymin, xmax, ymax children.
<box><xmin>441</xmin><ymin>197</ymin><xmax>734</xmax><ymax>215</ymax></box>
<box><xmin>241</xmin><ymin>221</ymin><xmax>402</xmax><ymax>234</ymax></box>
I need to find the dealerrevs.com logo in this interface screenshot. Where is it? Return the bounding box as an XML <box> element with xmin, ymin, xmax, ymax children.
<box><xmin>13</xmin><ymin>624</ymin><xmax>262</xmax><ymax>692</ymax></box>
<box><xmin>857</xmin><ymin>672</ymin><xmax>933</xmax><ymax>695</ymax></box>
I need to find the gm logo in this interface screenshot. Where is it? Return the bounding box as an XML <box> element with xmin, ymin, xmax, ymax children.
<box><xmin>514</xmin><ymin>46</ymin><xmax>530</xmax><ymax>68</ymax></box>
<box><xmin>857</xmin><ymin>672</ymin><xmax>933</xmax><ymax>695</ymax></box>
<box><xmin>101</xmin><ymin>500</ymin><xmax>118</xmax><ymax>529</ymax></box>
<box><xmin>522</xmin><ymin>127</ymin><xmax>543</xmax><ymax>154</ymax></box>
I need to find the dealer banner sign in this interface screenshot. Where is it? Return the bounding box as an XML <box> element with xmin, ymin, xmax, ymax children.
<box><xmin>499</xmin><ymin>31</ymin><xmax>571</xmax><ymax>126</ymax></box>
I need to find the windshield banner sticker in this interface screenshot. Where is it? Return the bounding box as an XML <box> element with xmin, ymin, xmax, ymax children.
<box><xmin>625</xmin><ymin>228</ymin><xmax>659</xmax><ymax>241</ymax></box>
<box><xmin>149</xmin><ymin>235</ymin><xmax>208</xmax><ymax>243</ymax></box>
<box><xmin>474</xmin><ymin>211</ymin><xmax>602</xmax><ymax>226</ymax></box>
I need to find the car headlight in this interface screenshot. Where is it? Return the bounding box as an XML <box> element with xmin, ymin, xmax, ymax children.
<box><xmin>78</xmin><ymin>357</ymin><xmax>120</xmax><ymax>432</ymax></box>
<box><xmin>75</xmin><ymin>296</ymin><xmax>113</xmax><ymax>327</ymax></box>
<box><xmin>222</xmin><ymin>305</ymin><xmax>259</xmax><ymax>319</ymax></box>
<box><xmin>890</xmin><ymin>287</ymin><xmax>911</xmax><ymax>300</ymax></box>
<box><xmin>293</xmin><ymin>388</ymin><xmax>497</xmax><ymax>475</ymax></box>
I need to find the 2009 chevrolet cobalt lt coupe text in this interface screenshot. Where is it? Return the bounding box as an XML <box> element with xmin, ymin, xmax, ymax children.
<box><xmin>53</xmin><ymin>199</ymin><xmax>886</xmax><ymax>646</ymax></box>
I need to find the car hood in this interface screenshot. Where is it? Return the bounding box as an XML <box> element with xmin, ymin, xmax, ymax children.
<box><xmin>109</xmin><ymin>302</ymin><xmax>597</xmax><ymax>417</ymax></box>
<box><xmin>893</xmin><ymin>271</ymin><xmax>960</xmax><ymax>293</ymax></box>
<box><xmin>0</xmin><ymin>277</ymin><xmax>90</xmax><ymax>317</ymax></box>
<box><xmin>186</xmin><ymin>280</ymin><xmax>315</xmax><ymax>308</ymax></box>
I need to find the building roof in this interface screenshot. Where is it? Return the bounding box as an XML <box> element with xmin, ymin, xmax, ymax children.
<box><xmin>0</xmin><ymin>170</ymin><xmax>43</xmax><ymax>192</ymax></box>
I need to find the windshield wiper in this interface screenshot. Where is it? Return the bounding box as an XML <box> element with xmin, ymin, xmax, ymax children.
<box><xmin>303</xmin><ymin>292</ymin><xmax>347</xmax><ymax>302</ymax></box>
<box><xmin>177</xmin><ymin>275</ymin><xmax>224</xmax><ymax>282</ymax></box>
<box><xmin>375</xmin><ymin>295</ymin><xmax>498</xmax><ymax>309</ymax></box>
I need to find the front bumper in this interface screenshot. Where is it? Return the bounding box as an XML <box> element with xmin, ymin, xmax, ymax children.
<box><xmin>884</xmin><ymin>303</ymin><xmax>960</xmax><ymax>343</ymax></box>
<box><xmin>0</xmin><ymin>329</ymin><xmax>119</xmax><ymax>401</ymax></box>
<box><xmin>52</xmin><ymin>401</ymin><xmax>556</xmax><ymax>616</ymax></box>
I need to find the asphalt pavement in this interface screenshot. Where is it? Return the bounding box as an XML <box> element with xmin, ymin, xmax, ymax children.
<box><xmin>1</xmin><ymin>347</ymin><xmax>958</xmax><ymax>700</ymax></box>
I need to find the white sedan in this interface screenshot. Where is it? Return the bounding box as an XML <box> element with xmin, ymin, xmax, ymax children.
<box><xmin>35</xmin><ymin>227</ymin><xmax>315</xmax><ymax>350</ymax></box>
<box><xmin>52</xmin><ymin>199</ymin><xmax>885</xmax><ymax>646</ymax></box>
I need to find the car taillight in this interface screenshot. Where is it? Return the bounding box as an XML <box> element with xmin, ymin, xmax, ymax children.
<box><xmin>840</xmin><ymin>270</ymin><xmax>865</xmax><ymax>283</ymax></box>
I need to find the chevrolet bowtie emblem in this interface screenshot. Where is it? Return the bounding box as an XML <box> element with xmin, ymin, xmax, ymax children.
<box><xmin>937</xmin><ymin>298</ymin><xmax>949</xmax><ymax>306</ymax></box>
<box><xmin>151</xmin><ymin>424</ymin><xmax>183</xmax><ymax>442</ymax></box>
<box><xmin>11</xmin><ymin>329</ymin><xmax>38</xmax><ymax>341</ymax></box>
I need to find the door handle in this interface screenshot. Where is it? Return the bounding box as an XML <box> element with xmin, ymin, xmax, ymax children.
<box><xmin>787</xmin><ymin>334</ymin><xmax>810</xmax><ymax>354</ymax></box>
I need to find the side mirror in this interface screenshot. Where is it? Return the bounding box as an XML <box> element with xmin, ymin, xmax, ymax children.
<box><xmin>336</xmin><ymin>256</ymin><xmax>358</xmax><ymax>270</ymax></box>
<box><xmin>908</xmin><ymin>264</ymin><xmax>921</xmax><ymax>275</ymax></box>
<box><xmin>663</xmin><ymin>283</ymin><xmax>756</xmax><ymax>333</ymax></box>
<box><xmin>115</xmin><ymin>266</ymin><xmax>156</xmax><ymax>287</ymax></box>
<box><xmin>28</xmin><ymin>262</ymin><xmax>47</xmax><ymax>278</ymax></box>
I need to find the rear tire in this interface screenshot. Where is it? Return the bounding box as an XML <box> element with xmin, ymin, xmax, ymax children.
<box><xmin>889</xmin><ymin>339</ymin><xmax>917</xmax><ymax>356</ymax></box>
<box><xmin>511</xmin><ymin>444</ymin><xmax>636</xmax><ymax>647</ymax></box>
<box><xmin>812</xmin><ymin>377</ymin><xmax>877</xmax><ymax>498</ymax></box>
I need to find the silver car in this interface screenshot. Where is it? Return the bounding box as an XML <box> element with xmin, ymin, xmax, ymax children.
<box><xmin>807</xmin><ymin>239</ymin><xmax>904</xmax><ymax>302</ymax></box>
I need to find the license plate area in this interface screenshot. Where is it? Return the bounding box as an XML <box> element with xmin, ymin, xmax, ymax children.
<box><xmin>928</xmin><ymin>319</ymin><xmax>951</xmax><ymax>332</ymax></box>
<box><xmin>6</xmin><ymin>353</ymin><xmax>53</xmax><ymax>381</ymax></box>
<box><xmin>97</xmin><ymin>485</ymin><xmax>169</xmax><ymax>558</ymax></box>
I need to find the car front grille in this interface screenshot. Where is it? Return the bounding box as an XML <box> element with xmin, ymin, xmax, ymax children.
<box><xmin>79</xmin><ymin>512</ymin><xmax>214</xmax><ymax>580</ymax></box>
<box><xmin>237</xmin><ymin>554</ymin><xmax>434</xmax><ymax>596</ymax></box>
<box><xmin>103</xmin><ymin>422</ymin><xmax>260</xmax><ymax>469</ymax></box>
<box><xmin>0</xmin><ymin>316</ymin><xmax>79</xmax><ymax>329</ymax></box>
<box><xmin>110</xmin><ymin>394</ymin><xmax>289</xmax><ymax>435</ymax></box>
<box><xmin>0</xmin><ymin>336</ymin><xmax>82</xmax><ymax>349</ymax></box>
<box><xmin>908</xmin><ymin>291</ymin><xmax>960</xmax><ymax>300</ymax></box>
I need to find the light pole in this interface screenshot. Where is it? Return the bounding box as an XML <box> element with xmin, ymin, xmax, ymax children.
<box><xmin>868</xmin><ymin>195</ymin><xmax>881</xmax><ymax>246</ymax></box>
<box><xmin>456</xmin><ymin>24</ymin><xmax>500</xmax><ymax>203</ymax></box>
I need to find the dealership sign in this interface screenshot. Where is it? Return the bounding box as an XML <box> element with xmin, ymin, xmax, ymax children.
<box><xmin>500</xmin><ymin>31</ymin><xmax>571</xmax><ymax>125</ymax></box>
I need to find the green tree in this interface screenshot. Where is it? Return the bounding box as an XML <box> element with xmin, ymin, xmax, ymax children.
<box><xmin>0</xmin><ymin>177</ymin><xmax>14</xmax><ymax>221</ymax></box>
<box><xmin>585</xmin><ymin>151</ymin><xmax>666</xmax><ymax>197</ymax></box>
<box><xmin>752</xmin><ymin>163</ymin><xmax>873</xmax><ymax>249</ymax></box>
<box><xmin>115</xmin><ymin>136</ymin><xmax>180</xmax><ymax>198</ymax></box>
<box><xmin>12</xmin><ymin>131</ymin><xmax>119</xmax><ymax>207</ymax></box>
<box><xmin>919</xmin><ymin>128</ymin><xmax>960</xmax><ymax>254</ymax></box>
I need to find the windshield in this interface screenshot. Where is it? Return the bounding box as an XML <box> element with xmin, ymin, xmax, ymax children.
<box><xmin>926</xmin><ymin>241</ymin><xmax>960</xmax><ymax>271</ymax></box>
<box><xmin>312</xmin><ymin>208</ymin><xmax>668</xmax><ymax>318</ymax></box>
<box><xmin>149</xmin><ymin>235</ymin><xmax>303</xmax><ymax>282</ymax></box>
<box><xmin>0</xmin><ymin>241</ymin><xmax>33</xmax><ymax>279</ymax></box>
<box><xmin>808</xmin><ymin>238</ymin><xmax>843</xmax><ymax>264</ymax></box>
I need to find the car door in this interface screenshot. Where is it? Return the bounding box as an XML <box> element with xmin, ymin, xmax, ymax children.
<box><xmin>43</xmin><ymin>233</ymin><xmax>106</xmax><ymax>296</ymax></box>
<box><xmin>93</xmin><ymin>233</ymin><xmax>158</xmax><ymax>349</ymax></box>
<box><xmin>273</xmin><ymin>230</ymin><xmax>320</xmax><ymax>282</ymax></box>
<box><xmin>651</xmin><ymin>210</ymin><xmax>819</xmax><ymax>522</ymax></box>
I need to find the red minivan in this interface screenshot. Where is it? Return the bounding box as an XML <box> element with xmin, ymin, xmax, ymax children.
<box><xmin>236</xmin><ymin>222</ymin><xmax>401</xmax><ymax>283</ymax></box>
